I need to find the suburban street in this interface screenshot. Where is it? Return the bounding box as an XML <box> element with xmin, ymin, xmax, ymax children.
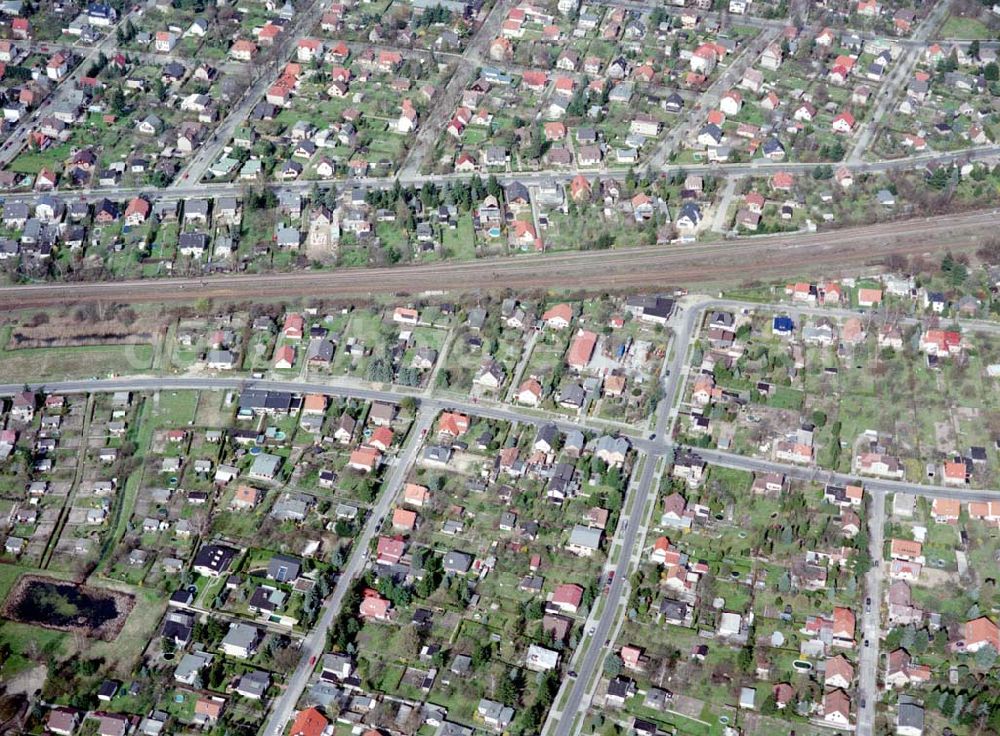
<box><xmin>396</xmin><ymin>0</ymin><xmax>516</xmax><ymax>179</ymax></box>
<box><xmin>260</xmin><ymin>406</ymin><xmax>435</xmax><ymax>736</ymax></box>
<box><xmin>646</xmin><ymin>27</ymin><xmax>782</xmax><ymax>172</ymax></box>
<box><xmin>857</xmin><ymin>490</ymin><xmax>886</xmax><ymax>734</ymax></box>
<box><xmin>3</xmin><ymin>293</ymin><xmax>996</xmax><ymax>734</ymax></box>
<box><xmin>0</xmin><ymin>140</ymin><xmax>993</xmax><ymax>205</ymax></box>
<box><xmin>0</xmin><ymin>4</ymin><xmax>143</xmax><ymax>170</ymax></box>
<box><xmin>0</xmin><ymin>0</ymin><xmax>995</xmax><ymax>728</ymax></box>
<box><xmin>847</xmin><ymin>0</ymin><xmax>954</xmax><ymax>162</ymax></box>
<box><xmin>170</xmin><ymin>0</ymin><xmax>341</xmax><ymax>186</ymax></box>
<box><xmin>546</xmin><ymin>292</ymin><xmax>702</xmax><ymax>735</ymax></box>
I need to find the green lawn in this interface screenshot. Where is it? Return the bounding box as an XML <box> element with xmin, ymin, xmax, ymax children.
<box><xmin>0</xmin><ymin>343</ymin><xmax>154</xmax><ymax>381</ymax></box>
<box><xmin>9</xmin><ymin>144</ymin><xmax>72</xmax><ymax>175</ymax></box>
<box><xmin>940</xmin><ymin>16</ymin><xmax>993</xmax><ymax>39</ymax></box>
<box><xmin>154</xmin><ymin>391</ymin><xmax>199</xmax><ymax>426</ymax></box>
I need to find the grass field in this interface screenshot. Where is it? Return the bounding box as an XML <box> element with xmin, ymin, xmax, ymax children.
<box><xmin>940</xmin><ymin>16</ymin><xmax>993</xmax><ymax>39</ymax></box>
<box><xmin>0</xmin><ymin>568</ymin><xmax>165</xmax><ymax>678</ymax></box>
<box><xmin>0</xmin><ymin>564</ymin><xmax>75</xmax><ymax>674</ymax></box>
<box><xmin>153</xmin><ymin>391</ymin><xmax>199</xmax><ymax>426</ymax></box>
<box><xmin>0</xmin><ymin>343</ymin><xmax>155</xmax><ymax>381</ymax></box>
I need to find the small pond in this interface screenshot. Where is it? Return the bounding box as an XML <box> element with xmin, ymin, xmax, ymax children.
<box><xmin>1</xmin><ymin>575</ymin><xmax>134</xmax><ymax>641</ymax></box>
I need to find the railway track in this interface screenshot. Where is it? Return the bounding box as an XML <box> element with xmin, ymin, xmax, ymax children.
<box><xmin>0</xmin><ymin>207</ymin><xmax>994</xmax><ymax>307</ymax></box>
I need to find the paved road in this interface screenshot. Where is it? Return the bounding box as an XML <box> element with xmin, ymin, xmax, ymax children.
<box><xmin>4</xmin><ymin>290</ymin><xmax>998</xmax><ymax>736</ymax></box>
<box><xmin>171</xmin><ymin>0</ymin><xmax>337</xmax><ymax>186</ymax></box>
<box><xmin>646</xmin><ymin>28</ymin><xmax>781</xmax><ymax>172</ymax></box>
<box><xmin>593</xmin><ymin>0</ymin><xmax>977</xmax><ymax>49</ymax></box>
<box><xmin>0</xmin><ymin>6</ymin><xmax>141</xmax><ymax>170</ymax></box>
<box><xmin>690</xmin><ymin>446</ymin><xmax>1000</xmax><ymax>501</ymax></box>
<box><xmin>0</xmin><ymin>138</ymin><xmax>994</xmax><ymax>203</ymax></box>
<box><xmin>260</xmin><ymin>405</ymin><xmax>434</xmax><ymax>736</ymax></box>
<box><xmin>711</xmin><ymin>176</ymin><xmax>739</xmax><ymax>233</ymax></box>
<box><xmin>847</xmin><ymin>0</ymin><xmax>952</xmax><ymax>163</ymax></box>
<box><xmin>857</xmin><ymin>490</ymin><xmax>885</xmax><ymax>735</ymax></box>
<box><xmin>396</xmin><ymin>0</ymin><xmax>515</xmax><ymax>178</ymax></box>
<box><xmin>704</xmin><ymin>295</ymin><xmax>1000</xmax><ymax>338</ymax></box>
<box><xmin>547</xmin><ymin>301</ymin><xmax>707</xmax><ymax>735</ymax></box>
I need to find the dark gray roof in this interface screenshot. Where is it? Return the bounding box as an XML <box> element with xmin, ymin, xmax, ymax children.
<box><xmin>443</xmin><ymin>550</ymin><xmax>472</xmax><ymax>573</ymax></box>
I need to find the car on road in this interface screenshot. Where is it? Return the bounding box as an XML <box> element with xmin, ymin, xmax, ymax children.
<box><xmin>568</xmin><ymin>670</ymin><xmax>577</xmax><ymax>678</ymax></box>
<box><xmin>864</xmin><ymin>639</ymin><xmax>870</xmax><ymax>647</ymax></box>
<box><xmin>865</xmin><ymin>597</ymin><xmax>871</xmax><ymax>611</ymax></box>
<box><xmin>309</xmin><ymin>655</ymin><xmax>317</xmax><ymax>666</ymax></box>
<box><xmin>587</xmin><ymin>625</ymin><xmax>595</xmax><ymax>636</ymax></box>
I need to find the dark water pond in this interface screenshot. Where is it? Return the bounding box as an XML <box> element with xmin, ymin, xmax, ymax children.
<box><xmin>7</xmin><ymin>578</ymin><xmax>120</xmax><ymax>629</ymax></box>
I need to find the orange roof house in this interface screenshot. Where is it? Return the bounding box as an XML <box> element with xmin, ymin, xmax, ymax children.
<box><xmin>943</xmin><ymin>461</ymin><xmax>968</xmax><ymax>486</ymax></box>
<box><xmin>368</xmin><ymin>426</ymin><xmax>394</xmax><ymax>451</ymax></box>
<box><xmin>931</xmin><ymin>497</ymin><xmax>961</xmax><ymax>522</ymax></box>
<box><xmin>552</xmin><ymin>583</ymin><xmax>584</xmax><ymax>611</ymax></box>
<box><xmin>650</xmin><ymin>536</ymin><xmax>671</xmax><ymax>564</ymax></box>
<box><xmin>857</xmin><ymin>288</ymin><xmax>882</xmax><ymax>307</ymax></box>
<box><xmin>543</xmin><ymin>121</ymin><xmax>566</xmax><ymax>141</ymax></box>
<box><xmin>283</xmin><ymin>313</ymin><xmax>305</xmax><ymax>338</ymax></box>
<box><xmin>567</xmin><ymin>329</ymin><xmax>598</xmax><ymax>370</ymax></box>
<box><xmin>542</xmin><ymin>303</ymin><xmax>573</xmax><ymax>329</ymax></box>
<box><xmin>303</xmin><ymin>394</ymin><xmax>327</xmax><ymax>414</ymax></box>
<box><xmin>259</xmin><ymin>23</ymin><xmax>281</xmax><ymax>44</ymax></box>
<box><xmin>230</xmin><ymin>39</ymin><xmax>258</xmax><ymax>59</ymax></box>
<box><xmin>569</xmin><ymin>174</ymin><xmax>591</xmax><ymax>201</ymax></box>
<box><xmin>348</xmin><ymin>447</ymin><xmax>381</xmax><ymax>473</ymax></box>
<box><xmin>195</xmin><ymin>699</ymin><xmax>223</xmax><ymax>722</ymax></box>
<box><xmin>824</xmin><ymin>654</ymin><xmax>855</xmax><ymax>688</ymax></box>
<box><xmin>290</xmin><ymin>707</ymin><xmax>329</xmax><ymax>736</ymax></box>
<box><xmin>890</xmin><ymin>538</ymin><xmax>922</xmax><ymax>560</ymax></box>
<box><xmin>554</xmin><ymin>76</ymin><xmax>574</xmax><ymax>95</ymax></box>
<box><xmin>124</xmin><ymin>196</ymin><xmax>150</xmax><ymax>224</ymax></box>
<box><xmin>968</xmin><ymin>500</ymin><xmax>1000</xmax><ymax>522</ymax></box>
<box><xmin>832</xmin><ymin>606</ymin><xmax>855</xmax><ymax>642</ymax></box>
<box><xmin>359</xmin><ymin>589</ymin><xmax>392</xmax><ymax>620</ymax></box>
<box><xmin>522</xmin><ymin>70</ymin><xmax>548</xmax><ymax>90</ymax></box>
<box><xmin>438</xmin><ymin>412</ymin><xmax>469</xmax><ymax>437</ymax></box>
<box><xmin>274</xmin><ymin>345</ymin><xmax>295</xmax><ymax>368</ymax></box>
<box><xmin>392</xmin><ymin>507</ymin><xmax>417</xmax><ymax>530</ymax></box>
<box><xmin>965</xmin><ymin>616</ymin><xmax>1000</xmax><ymax>652</ymax></box>
<box><xmin>403</xmin><ymin>483</ymin><xmax>430</xmax><ymax>507</ymax></box>
<box><xmin>771</xmin><ymin>171</ymin><xmax>794</xmax><ymax>190</ymax></box>
<box><xmin>376</xmin><ymin>536</ymin><xmax>405</xmax><ymax>564</ymax></box>
<box><xmin>620</xmin><ymin>645</ymin><xmax>644</xmax><ymax>669</ymax></box>
<box><xmin>604</xmin><ymin>373</ymin><xmax>626</xmax><ymax>397</ymax></box>
<box><xmin>233</xmin><ymin>485</ymin><xmax>263</xmax><ymax>509</ymax></box>
<box><xmin>921</xmin><ymin>329</ymin><xmax>962</xmax><ymax>356</ymax></box>
<box><xmin>517</xmin><ymin>378</ymin><xmax>543</xmax><ymax>405</ymax></box>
